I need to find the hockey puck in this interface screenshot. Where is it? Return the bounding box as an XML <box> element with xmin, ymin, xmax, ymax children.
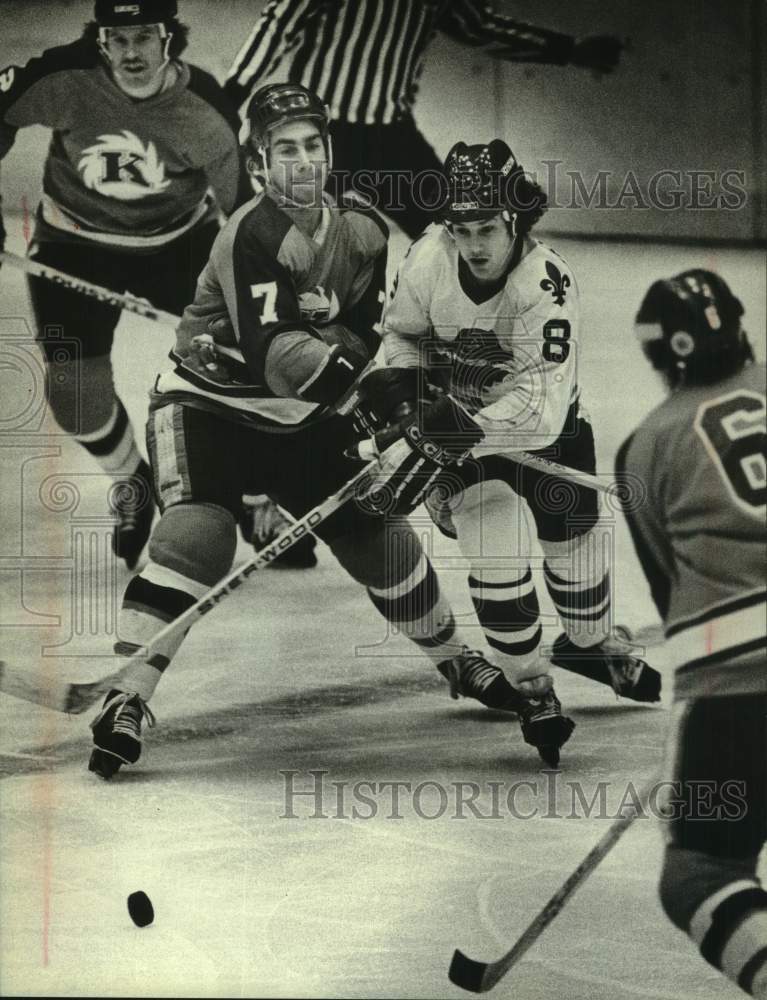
<box><xmin>127</xmin><ymin>891</ymin><xmax>154</xmax><ymax>927</ymax></box>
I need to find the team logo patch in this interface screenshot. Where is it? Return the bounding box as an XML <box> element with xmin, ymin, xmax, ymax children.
<box><xmin>298</xmin><ymin>285</ymin><xmax>339</xmax><ymax>323</ymax></box>
<box><xmin>540</xmin><ymin>261</ymin><xmax>571</xmax><ymax>306</ymax></box>
<box><xmin>78</xmin><ymin>130</ymin><xmax>171</xmax><ymax>201</ymax></box>
<box><xmin>0</xmin><ymin>66</ymin><xmax>15</xmax><ymax>92</ymax></box>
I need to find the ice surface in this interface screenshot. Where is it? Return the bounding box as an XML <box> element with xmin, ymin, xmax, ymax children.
<box><xmin>1</xmin><ymin>218</ymin><xmax>764</xmax><ymax>998</ymax></box>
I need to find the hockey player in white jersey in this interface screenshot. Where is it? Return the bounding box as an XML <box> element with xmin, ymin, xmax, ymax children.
<box><xmin>369</xmin><ymin>138</ymin><xmax>661</xmax><ymax>762</ymax></box>
<box><xmin>617</xmin><ymin>271</ymin><xmax>766</xmax><ymax>999</ymax></box>
<box><xmin>87</xmin><ymin>84</ymin><xmax>549</xmax><ymax>778</ymax></box>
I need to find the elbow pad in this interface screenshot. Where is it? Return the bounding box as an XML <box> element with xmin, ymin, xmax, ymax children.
<box><xmin>264</xmin><ymin>329</ymin><xmax>368</xmax><ymax>407</ymax></box>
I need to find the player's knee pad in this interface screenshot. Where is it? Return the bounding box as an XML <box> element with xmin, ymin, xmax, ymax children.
<box><xmin>148</xmin><ymin>502</ymin><xmax>237</xmax><ymax>586</ymax></box>
<box><xmin>452</xmin><ymin>478</ymin><xmax>516</xmax><ymax>517</ymax></box>
<box><xmin>330</xmin><ymin>516</ymin><xmax>421</xmax><ymax>589</ymax></box>
<box><xmin>451</xmin><ymin>479</ymin><xmax>530</xmax><ymax>562</ymax></box>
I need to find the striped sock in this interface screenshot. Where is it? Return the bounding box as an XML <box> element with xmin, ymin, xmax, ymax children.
<box><xmin>114</xmin><ymin>561</ymin><xmax>211</xmax><ymax>701</ymax></box>
<box><xmin>75</xmin><ymin>397</ymin><xmax>141</xmax><ymax>479</ymax></box>
<box><xmin>544</xmin><ymin>560</ymin><xmax>611</xmax><ymax>648</ymax></box>
<box><xmin>468</xmin><ymin>568</ymin><xmax>542</xmax><ymax>680</ymax></box>
<box><xmin>690</xmin><ymin>882</ymin><xmax>767</xmax><ymax>996</ymax></box>
<box><xmin>367</xmin><ymin>552</ymin><xmax>468</xmax><ymax>664</ymax></box>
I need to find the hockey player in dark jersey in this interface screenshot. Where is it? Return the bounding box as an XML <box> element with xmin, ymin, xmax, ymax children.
<box><xmin>374</xmin><ymin>139</ymin><xmax>663</xmax><ymax>762</ymax></box>
<box><xmin>86</xmin><ymin>82</ymin><xmax>548</xmax><ymax>779</ymax></box>
<box><xmin>0</xmin><ymin>0</ymin><xmax>249</xmax><ymax>568</ymax></box>
<box><xmin>617</xmin><ymin>271</ymin><xmax>766</xmax><ymax>999</ymax></box>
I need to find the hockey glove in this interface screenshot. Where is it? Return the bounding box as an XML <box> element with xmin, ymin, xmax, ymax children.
<box><xmin>360</xmin><ymin>395</ymin><xmax>483</xmax><ymax>515</ymax></box>
<box><xmin>353</xmin><ymin>366</ymin><xmax>437</xmax><ymax>437</ymax></box>
<box><xmin>570</xmin><ymin>35</ymin><xmax>624</xmax><ymax>74</ymax></box>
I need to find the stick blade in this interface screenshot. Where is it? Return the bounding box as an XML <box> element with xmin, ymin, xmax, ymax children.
<box><xmin>0</xmin><ymin>661</ymin><xmax>111</xmax><ymax>714</ymax></box>
<box><xmin>448</xmin><ymin>949</ymin><xmax>493</xmax><ymax>993</ymax></box>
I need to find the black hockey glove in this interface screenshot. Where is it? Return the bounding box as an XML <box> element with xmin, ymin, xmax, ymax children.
<box><xmin>351</xmin><ymin>366</ymin><xmax>425</xmax><ymax>437</ymax></box>
<box><xmin>359</xmin><ymin>394</ymin><xmax>483</xmax><ymax>516</ymax></box>
<box><xmin>570</xmin><ymin>35</ymin><xmax>624</xmax><ymax>74</ymax></box>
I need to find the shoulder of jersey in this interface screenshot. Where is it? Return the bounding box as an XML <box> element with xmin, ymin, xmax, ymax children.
<box><xmin>229</xmin><ymin>192</ymin><xmax>316</xmax><ymax>276</ymax></box>
<box><xmin>2</xmin><ymin>38</ymin><xmax>97</xmax><ymax>94</ymax></box>
<box><xmin>629</xmin><ymin>391</ymin><xmax>697</xmax><ymax>472</ymax></box>
<box><xmin>511</xmin><ymin>241</ymin><xmax>578</xmax><ymax>306</ymax></box>
<box><xmin>398</xmin><ymin>223</ymin><xmax>452</xmax><ymax>275</ymax></box>
<box><xmin>35</xmin><ymin>38</ymin><xmax>98</xmax><ymax>72</ymax></box>
<box><xmin>337</xmin><ymin>191</ymin><xmax>389</xmax><ymax>254</ymax></box>
<box><xmin>231</xmin><ymin>192</ymin><xmax>291</xmax><ymax>252</ymax></box>
<box><xmin>185</xmin><ymin>64</ymin><xmax>242</xmax><ymax>137</ymax></box>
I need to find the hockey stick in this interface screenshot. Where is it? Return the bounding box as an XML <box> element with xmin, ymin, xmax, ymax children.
<box><xmin>1</xmin><ymin>250</ymin><xmax>182</xmax><ymax>327</ymax></box>
<box><xmin>0</xmin><ymin>456</ymin><xmax>382</xmax><ymax>715</ymax></box>
<box><xmin>355</xmin><ymin>438</ymin><xmax>618</xmax><ymax>497</ymax></box>
<box><xmin>0</xmin><ymin>250</ymin><xmax>272</xmax><ymax>367</ymax></box>
<box><xmin>448</xmin><ymin>777</ymin><xmax>656</xmax><ymax>992</ymax></box>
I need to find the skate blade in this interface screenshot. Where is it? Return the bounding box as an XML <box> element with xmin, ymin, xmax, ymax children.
<box><xmin>538</xmin><ymin>745</ymin><xmax>560</xmax><ymax>767</ymax></box>
<box><xmin>88</xmin><ymin>748</ymin><xmax>124</xmax><ymax>780</ymax></box>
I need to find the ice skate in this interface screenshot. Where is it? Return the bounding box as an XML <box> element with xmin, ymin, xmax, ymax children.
<box><xmin>437</xmin><ymin>649</ymin><xmax>527</xmax><ymax>712</ymax></box>
<box><xmin>88</xmin><ymin>689</ymin><xmax>155</xmax><ymax>780</ymax></box>
<box><xmin>551</xmin><ymin>625</ymin><xmax>661</xmax><ymax>702</ymax></box>
<box><xmin>516</xmin><ymin>688</ymin><xmax>576</xmax><ymax>767</ymax></box>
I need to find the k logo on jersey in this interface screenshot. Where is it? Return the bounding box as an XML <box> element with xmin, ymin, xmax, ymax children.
<box><xmin>298</xmin><ymin>285</ymin><xmax>340</xmax><ymax>323</ymax></box>
<box><xmin>0</xmin><ymin>66</ymin><xmax>16</xmax><ymax>93</ymax></box>
<box><xmin>78</xmin><ymin>130</ymin><xmax>171</xmax><ymax>201</ymax></box>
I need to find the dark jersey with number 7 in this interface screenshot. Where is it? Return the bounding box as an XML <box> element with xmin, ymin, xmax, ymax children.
<box><xmin>157</xmin><ymin>189</ymin><xmax>387</xmax><ymax>428</ymax></box>
<box><xmin>616</xmin><ymin>363</ymin><xmax>766</xmax><ymax>700</ymax></box>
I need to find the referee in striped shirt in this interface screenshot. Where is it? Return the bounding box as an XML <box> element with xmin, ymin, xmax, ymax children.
<box><xmin>225</xmin><ymin>0</ymin><xmax>622</xmax><ymax>237</ymax></box>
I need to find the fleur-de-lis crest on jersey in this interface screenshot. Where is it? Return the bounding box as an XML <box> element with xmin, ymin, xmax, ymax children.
<box><xmin>540</xmin><ymin>261</ymin><xmax>571</xmax><ymax>306</ymax></box>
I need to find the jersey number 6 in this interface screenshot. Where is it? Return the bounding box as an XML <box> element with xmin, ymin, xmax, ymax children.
<box><xmin>542</xmin><ymin>319</ymin><xmax>571</xmax><ymax>363</ymax></box>
<box><xmin>694</xmin><ymin>390</ymin><xmax>766</xmax><ymax>519</ymax></box>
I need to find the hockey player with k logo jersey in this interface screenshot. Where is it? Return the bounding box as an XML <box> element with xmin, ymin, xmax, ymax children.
<box><xmin>0</xmin><ymin>0</ymin><xmax>250</xmax><ymax>568</ymax></box>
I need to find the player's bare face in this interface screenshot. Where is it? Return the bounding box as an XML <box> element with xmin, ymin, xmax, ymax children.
<box><xmin>451</xmin><ymin>216</ymin><xmax>515</xmax><ymax>282</ymax></box>
<box><xmin>268</xmin><ymin>122</ymin><xmax>328</xmax><ymax>206</ymax></box>
<box><xmin>104</xmin><ymin>25</ymin><xmax>167</xmax><ymax>97</ymax></box>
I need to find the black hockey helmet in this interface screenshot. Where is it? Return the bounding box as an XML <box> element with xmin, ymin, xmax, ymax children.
<box><xmin>441</xmin><ymin>139</ymin><xmax>525</xmax><ymax>224</ymax></box>
<box><xmin>246</xmin><ymin>83</ymin><xmax>330</xmax><ymax>156</ymax></box>
<box><xmin>635</xmin><ymin>269</ymin><xmax>752</xmax><ymax>386</ymax></box>
<box><xmin>94</xmin><ymin>0</ymin><xmax>177</xmax><ymax>26</ymax></box>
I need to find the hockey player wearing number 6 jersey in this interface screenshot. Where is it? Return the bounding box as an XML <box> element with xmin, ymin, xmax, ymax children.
<box><xmin>87</xmin><ymin>83</ymin><xmax>535</xmax><ymax>778</ymax></box>
<box><xmin>376</xmin><ymin>138</ymin><xmax>662</xmax><ymax>763</ymax></box>
<box><xmin>616</xmin><ymin>271</ymin><xmax>766</xmax><ymax>999</ymax></box>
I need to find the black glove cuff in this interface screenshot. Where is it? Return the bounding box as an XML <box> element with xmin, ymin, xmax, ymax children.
<box><xmin>360</xmin><ymin>367</ymin><xmax>423</xmax><ymax>423</ymax></box>
<box><xmin>298</xmin><ymin>346</ymin><xmax>365</xmax><ymax>407</ymax></box>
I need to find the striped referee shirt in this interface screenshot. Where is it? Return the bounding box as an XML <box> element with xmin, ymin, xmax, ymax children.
<box><xmin>225</xmin><ymin>0</ymin><xmax>575</xmax><ymax>125</ymax></box>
